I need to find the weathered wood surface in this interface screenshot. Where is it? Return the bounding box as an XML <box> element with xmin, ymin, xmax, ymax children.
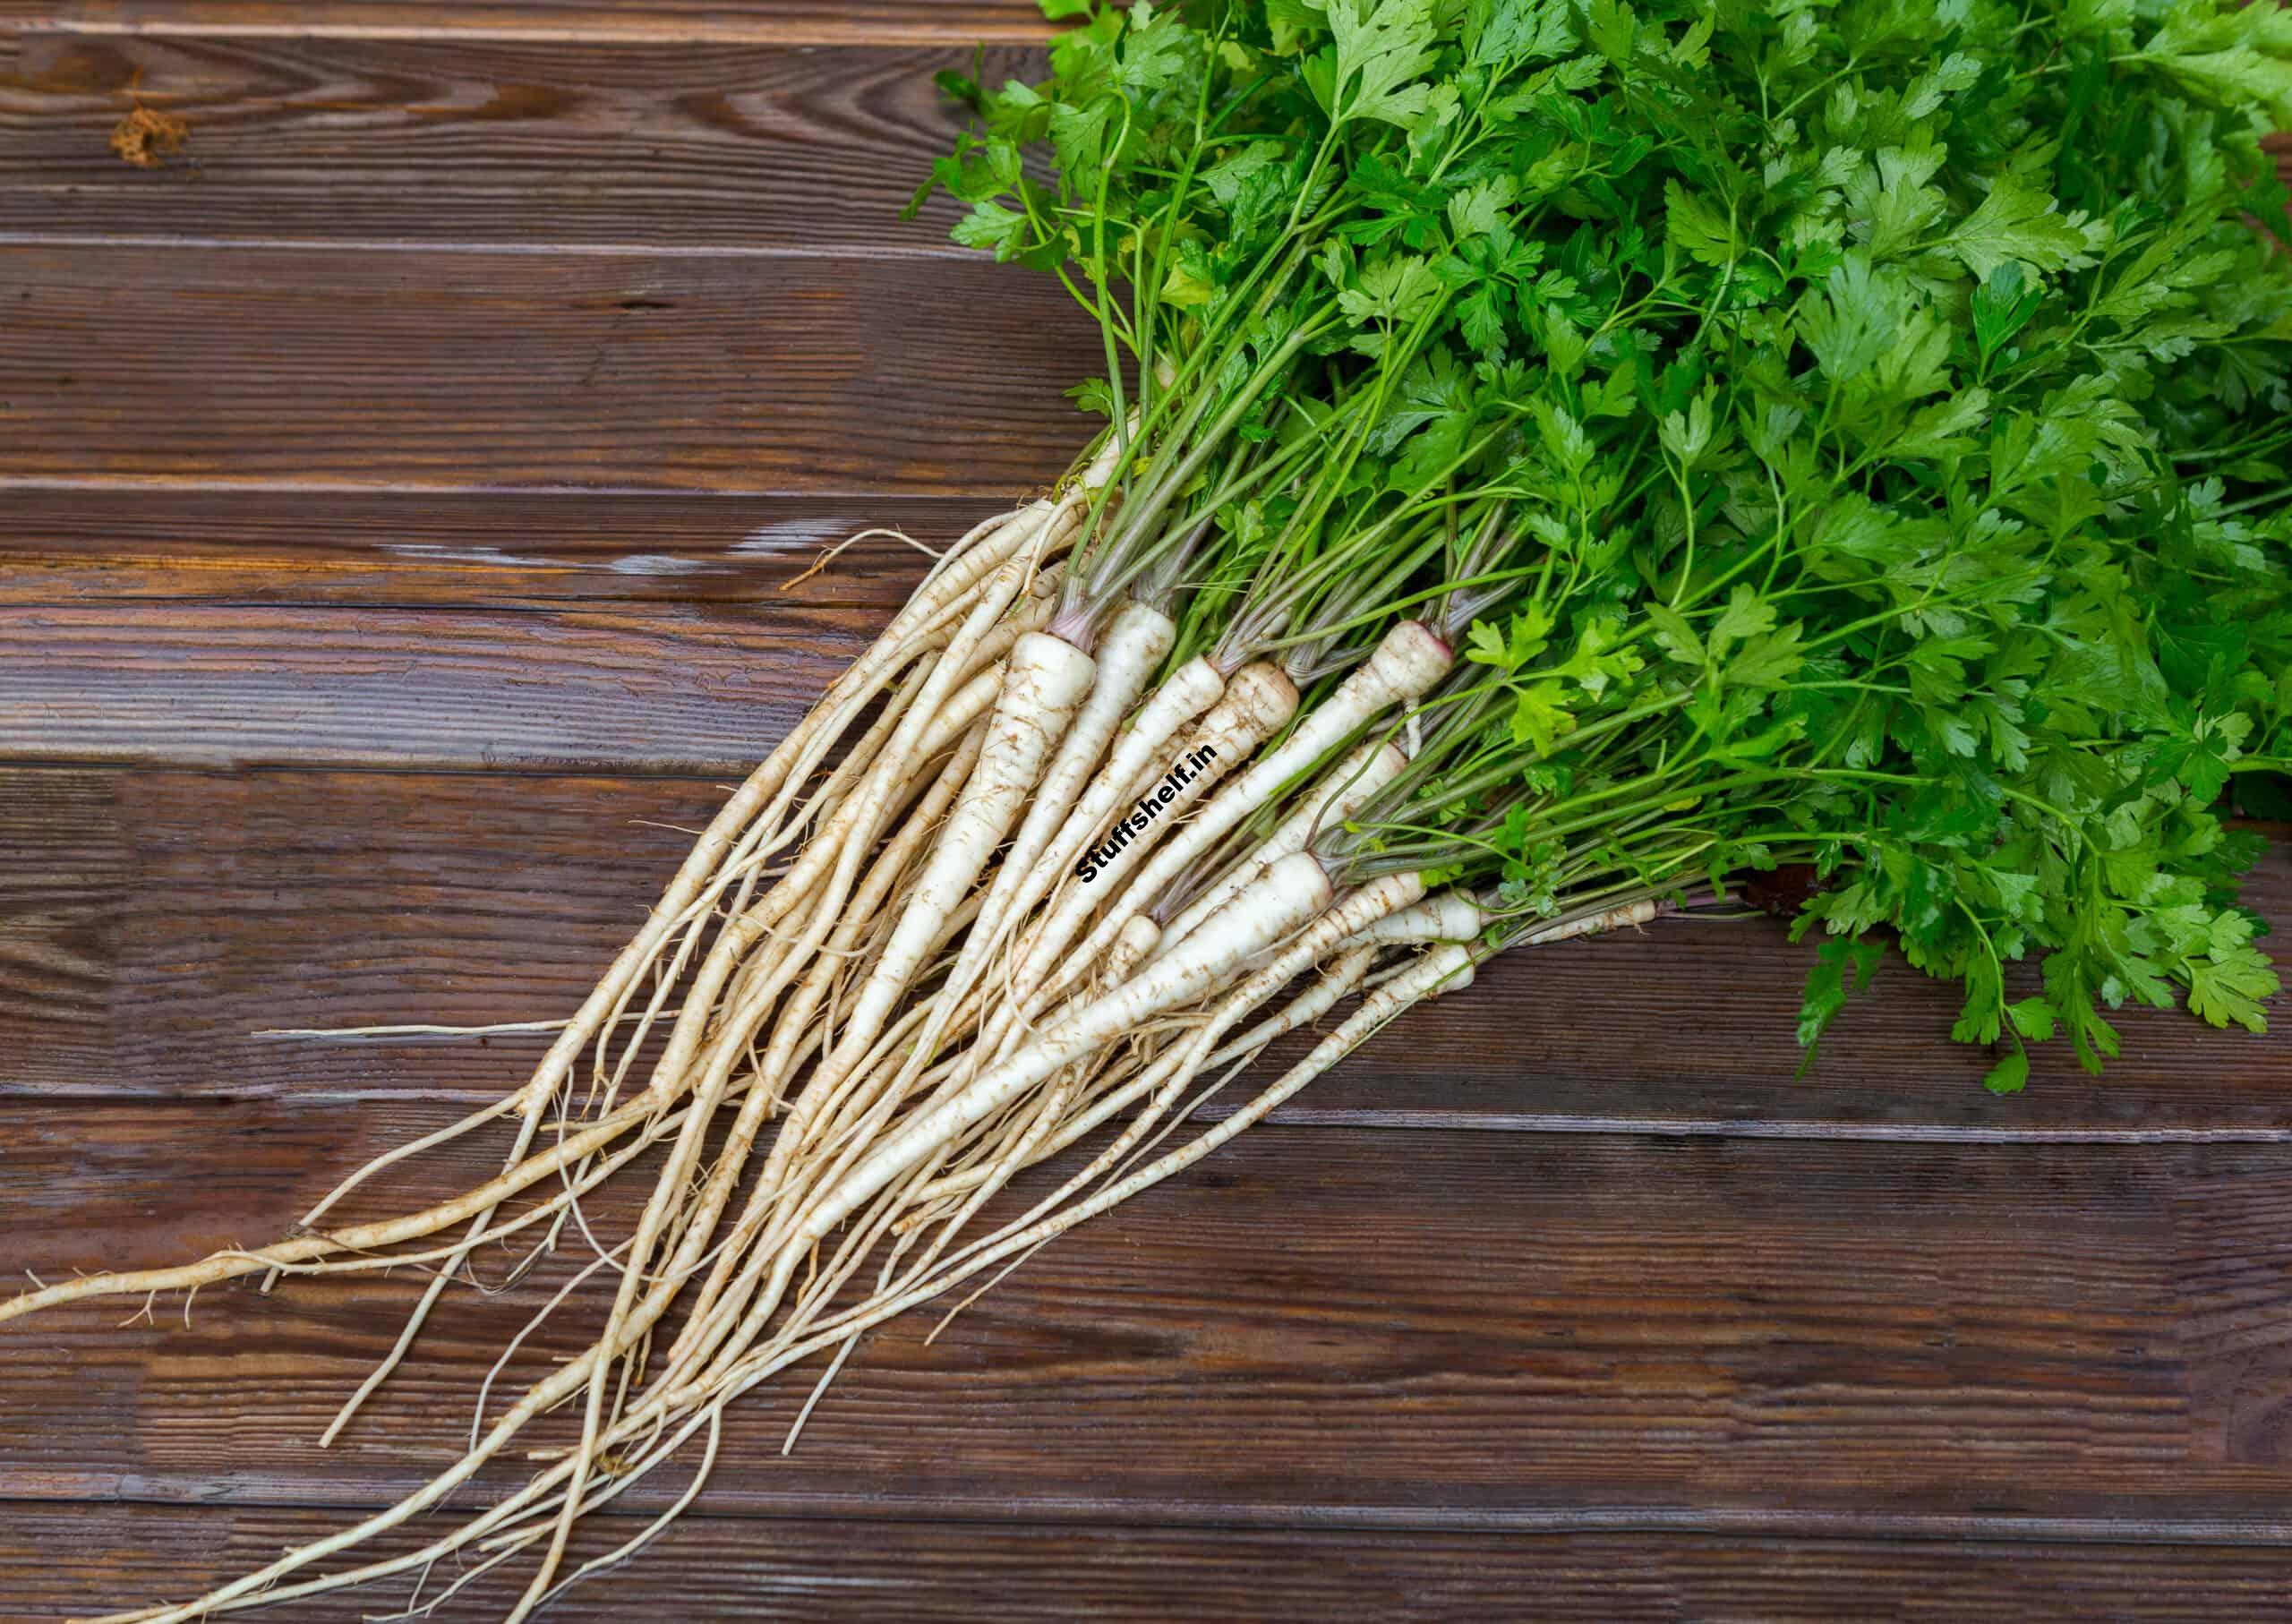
<box><xmin>4</xmin><ymin>3</ymin><xmax>2291</xmax><ymax>1618</ymax></box>
<box><xmin>1</xmin><ymin>33</ymin><xmax>2281</xmax><ymax>265</ymax></box>
<box><xmin>8</xmin><ymin>1103</ymin><xmax>2292</xmax><ymax>1531</ymax></box>
<box><xmin>8</xmin><ymin>1509</ymin><xmax>2292</xmax><ymax>1622</ymax></box>
<box><xmin>0</xmin><ymin>244</ymin><xmax>1104</xmax><ymax>492</ymax></box>
<box><xmin>0</xmin><ymin>34</ymin><xmax>1039</xmax><ymax>249</ymax></box>
<box><xmin>0</xmin><ymin>602</ymin><xmax>869</xmax><ymax>768</ymax></box>
<box><xmin>4</xmin><ymin>488</ymin><xmax>1004</xmax><ymax>605</ymax></box>
<box><xmin>4</xmin><ymin>765</ymin><xmax>2289</xmax><ymax>1131</ymax></box>
<box><xmin>22</xmin><ymin>1509</ymin><xmax>2292</xmax><ymax>1624</ymax></box>
<box><xmin>0</xmin><ymin>2</ymin><xmax>1059</xmax><ymax>44</ymax></box>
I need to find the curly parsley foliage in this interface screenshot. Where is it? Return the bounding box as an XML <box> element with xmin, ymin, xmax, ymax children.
<box><xmin>923</xmin><ymin>0</ymin><xmax>2292</xmax><ymax>1089</ymax></box>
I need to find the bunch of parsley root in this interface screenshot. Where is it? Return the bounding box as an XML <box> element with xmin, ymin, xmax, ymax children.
<box><xmin>15</xmin><ymin>1</ymin><xmax>2292</xmax><ymax>1616</ymax></box>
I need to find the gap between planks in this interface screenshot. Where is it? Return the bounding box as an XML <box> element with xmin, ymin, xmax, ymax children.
<box><xmin>0</xmin><ymin>594</ymin><xmax>900</xmax><ymax>617</ymax></box>
<box><xmin>0</xmin><ymin>20</ymin><xmax>1057</xmax><ymax>47</ymax></box>
<box><xmin>0</xmin><ymin>232</ymin><xmax>978</xmax><ymax>261</ymax></box>
<box><xmin>0</xmin><ymin>476</ymin><xmax>1002</xmax><ymax>499</ymax></box>
<box><xmin>0</xmin><ymin>755</ymin><xmax>752</xmax><ymax>782</ymax></box>
<box><xmin>39</xmin><ymin>1088</ymin><xmax>2292</xmax><ymax>1144</ymax></box>
<box><xmin>5</xmin><ymin>1488</ymin><xmax>2292</xmax><ymax>1549</ymax></box>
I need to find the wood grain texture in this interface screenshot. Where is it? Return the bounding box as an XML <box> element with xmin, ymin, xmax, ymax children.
<box><xmin>2</xmin><ymin>6</ymin><xmax>2289</xmax><ymax>1612</ymax></box>
<box><xmin>4</xmin><ymin>1102</ymin><xmax>2288</xmax><ymax>1527</ymax></box>
<box><xmin>3</xmin><ymin>765</ymin><xmax>2288</xmax><ymax>1130</ymax></box>
<box><xmin>0</xmin><ymin>771</ymin><xmax>115</xmax><ymax>1092</ymax></box>
<box><xmin>0</xmin><ymin>0</ymin><xmax>1057</xmax><ymax>44</ymax></box>
<box><xmin>0</xmin><ymin>603</ymin><xmax>868</xmax><ymax>767</ymax></box>
<box><xmin>3</xmin><ymin>487</ymin><xmax>1005</xmax><ymax>604</ymax></box>
<box><xmin>8</xmin><ymin>1507</ymin><xmax>2291</xmax><ymax>1622</ymax></box>
<box><xmin>0</xmin><ymin>40</ymin><xmax>2278</xmax><ymax>263</ymax></box>
<box><xmin>0</xmin><ymin>244</ymin><xmax>1105</xmax><ymax>491</ymax></box>
<box><xmin>0</xmin><ymin>34</ymin><xmax>1032</xmax><ymax>249</ymax></box>
<box><xmin>0</xmin><ymin>492</ymin><xmax>997</xmax><ymax>770</ymax></box>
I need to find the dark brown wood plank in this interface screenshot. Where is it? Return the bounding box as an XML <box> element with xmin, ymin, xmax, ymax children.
<box><xmin>0</xmin><ymin>40</ymin><xmax>2279</xmax><ymax>260</ymax></box>
<box><xmin>0</xmin><ymin>769</ymin><xmax>115</xmax><ymax>1095</ymax></box>
<box><xmin>0</xmin><ymin>34</ymin><xmax>1031</xmax><ymax>250</ymax></box>
<box><xmin>2</xmin><ymin>487</ymin><xmax>1003</xmax><ymax>604</ymax></box>
<box><xmin>2172</xmin><ymin>1156</ymin><xmax>2292</xmax><ymax>1471</ymax></box>
<box><xmin>4</xmin><ymin>1100</ymin><xmax>2288</xmax><ymax>1528</ymax></box>
<box><xmin>0</xmin><ymin>603</ymin><xmax>868</xmax><ymax>767</ymax></box>
<box><xmin>3</xmin><ymin>765</ymin><xmax>2288</xmax><ymax>1129</ymax></box>
<box><xmin>0</xmin><ymin>244</ymin><xmax>1105</xmax><ymax>492</ymax></box>
<box><xmin>8</xmin><ymin>1506</ymin><xmax>2290</xmax><ymax>1623</ymax></box>
<box><xmin>0</xmin><ymin>492</ymin><xmax>990</xmax><ymax>765</ymax></box>
<box><xmin>0</xmin><ymin>1</ymin><xmax>1056</xmax><ymax>44</ymax></box>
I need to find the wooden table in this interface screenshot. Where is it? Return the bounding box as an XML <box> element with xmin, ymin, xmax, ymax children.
<box><xmin>4</xmin><ymin>6</ymin><xmax>2292</xmax><ymax>1618</ymax></box>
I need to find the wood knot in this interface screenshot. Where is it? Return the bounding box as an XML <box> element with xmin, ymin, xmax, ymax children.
<box><xmin>110</xmin><ymin>103</ymin><xmax>188</xmax><ymax>168</ymax></box>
